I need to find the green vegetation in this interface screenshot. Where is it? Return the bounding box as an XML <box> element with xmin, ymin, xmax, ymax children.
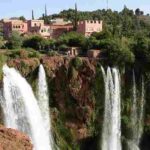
<box><xmin>0</xmin><ymin>54</ymin><xmax>7</xmax><ymax>80</ymax></box>
<box><xmin>47</xmin><ymin>50</ymin><xmax>59</xmax><ymax>57</ymax></box>
<box><xmin>1</xmin><ymin>6</ymin><xmax>150</xmax><ymax>150</ymax></box>
<box><xmin>1</xmin><ymin>7</ymin><xmax>150</xmax><ymax>69</ymax></box>
<box><xmin>72</xmin><ymin>57</ymin><xmax>83</xmax><ymax>70</ymax></box>
<box><xmin>6</xmin><ymin>31</ymin><xmax>23</xmax><ymax>49</ymax></box>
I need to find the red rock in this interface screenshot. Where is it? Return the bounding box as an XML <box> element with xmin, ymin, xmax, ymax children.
<box><xmin>0</xmin><ymin>125</ymin><xmax>33</xmax><ymax>150</ymax></box>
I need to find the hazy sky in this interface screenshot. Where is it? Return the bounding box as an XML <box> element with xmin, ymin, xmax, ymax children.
<box><xmin>0</xmin><ymin>0</ymin><xmax>150</xmax><ymax>19</ymax></box>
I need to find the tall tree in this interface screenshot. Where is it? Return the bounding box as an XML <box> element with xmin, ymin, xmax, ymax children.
<box><xmin>19</xmin><ymin>16</ymin><xmax>26</xmax><ymax>21</ymax></box>
<box><xmin>45</xmin><ymin>4</ymin><xmax>47</xmax><ymax>17</ymax></box>
<box><xmin>73</xmin><ymin>3</ymin><xmax>78</xmax><ymax>31</ymax></box>
<box><xmin>32</xmin><ymin>10</ymin><xmax>34</xmax><ymax>20</ymax></box>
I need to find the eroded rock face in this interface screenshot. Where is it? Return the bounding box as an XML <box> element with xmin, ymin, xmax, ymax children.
<box><xmin>0</xmin><ymin>125</ymin><xmax>33</xmax><ymax>150</ymax></box>
<box><xmin>42</xmin><ymin>56</ymin><xmax>99</xmax><ymax>143</ymax></box>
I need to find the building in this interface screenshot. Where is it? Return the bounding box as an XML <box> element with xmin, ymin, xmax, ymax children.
<box><xmin>50</xmin><ymin>24</ymin><xmax>73</xmax><ymax>38</ymax></box>
<box><xmin>3</xmin><ymin>19</ymin><xmax>28</xmax><ymax>38</ymax></box>
<box><xmin>50</xmin><ymin>18</ymin><xmax>71</xmax><ymax>25</ymax></box>
<box><xmin>2</xmin><ymin>18</ymin><xmax>103</xmax><ymax>39</ymax></box>
<box><xmin>87</xmin><ymin>49</ymin><xmax>101</xmax><ymax>58</ymax></box>
<box><xmin>27</xmin><ymin>19</ymin><xmax>73</xmax><ymax>39</ymax></box>
<box><xmin>27</xmin><ymin>20</ymin><xmax>44</xmax><ymax>33</ymax></box>
<box><xmin>63</xmin><ymin>47</ymin><xmax>82</xmax><ymax>57</ymax></box>
<box><xmin>27</xmin><ymin>20</ymin><xmax>52</xmax><ymax>38</ymax></box>
<box><xmin>39</xmin><ymin>25</ymin><xmax>52</xmax><ymax>38</ymax></box>
<box><xmin>77</xmin><ymin>20</ymin><xmax>103</xmax><ymax>37</ymax></box>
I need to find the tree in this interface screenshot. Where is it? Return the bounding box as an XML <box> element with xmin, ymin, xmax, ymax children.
<box><xmin>19</xmin><ymin>16</ymin><xmax>26</xmax><ymax>21</ymax></box>
<box><xmin>73</xmin><ymin>3</ymin><xmax>78</xmax><ymax>31</ymax></box>
<box><xmin>100</xmin><ymin>38</ymin><xmax>135</xmax><ymax>66</ymax></box>
<box><xmin>135</xmin><ymin>8</ymin><xmax>141</xmax><ymax>16</ymax></box>
<box><xmin>58</xmin><ymin>32</ymin><xmax>85</xmax><ymax>47</ymax></box>
<box><xmin>45</xmin><ymin>4</ymin><xmax>47</xmax><ymax>17</ymax></box>
<box><xmin>32</xmin><ymin>10</ymin><xmax>34</xmax><ymax>20</ymax></box>
<box><xmin>23</xmin><ymin>35</ymin><xmax>45</xmax><ymax>50</ymax></box>
<box><xmin>6</xmin><ymin>31</ymin><xmax>23</xmax><ymax>49</ymax></box>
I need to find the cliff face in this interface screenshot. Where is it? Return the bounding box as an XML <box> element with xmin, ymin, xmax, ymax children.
<box><xmin>1</xmin><ymin>55</ymin><xmax>150</xmax><ymax>150</ymax></box>
<box><xmin>42</xmin><ymin>56</ymin><xmax>103</xmax><ymax>149</ymax></box>
<box><xmin>0</xmin><ymin>125</ymin><xmax>33</xmax><ymax>150</ymax></box>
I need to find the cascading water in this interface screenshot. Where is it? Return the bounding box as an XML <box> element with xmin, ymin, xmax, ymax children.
<box><xmin>128</xmin><ymin>73</ymin><xmax>145</xmax><ymax>150</ymax></box>
<box><xmin>37</xmin><ymin>64</ymin><xmax>53</xmax><ymax>148</ymax></box>
<box><xmin>138</xmin><ymin>77</ymin><xmax>145</xmax><ymax>143</ymax></box>
<box><xmin>1</xmin><ymin>65</ymin><xmax>51</xmax><ymax>150</ymax></box>
<box><xmin>101</xmin><ymin>67</ymin><xmax>121</xmax><ymax>150</ymax></box>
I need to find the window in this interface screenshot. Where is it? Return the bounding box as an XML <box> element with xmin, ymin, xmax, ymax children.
<box><xmin>90</xmin><ymin>21</ymin><xmax>93</xmax><ymax>23</ymax></box>
<box><xmin>34</xmin><ymin>23</ymin><xmax>37</xmax><ymax>26</ymax></box>
<box><xmin>94</xmin><ymin>20</ymin><xmax>96</xmax><ymax>23</ymax></box>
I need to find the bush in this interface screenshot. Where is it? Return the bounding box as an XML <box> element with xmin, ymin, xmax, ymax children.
<box><xmin>7</xmin><ymin>50</ymin><xmax>20</xmax><ymax>59</ymax></box>
<box><xmin>58</xmin><ymin>31</ymin><xmax>86</xmax><ymax>47</ymax></box>
<box><xmin>47</xmin><ymin>50</ymin><xmax>59</xmax><ymax>57</ymax></box>
<box><xmin>23</xmin><ymin>35</ymin><xmax>44</xmax><ymax>50</ymax></box>
<box><xmin>100</xmin><ymin>39</ymin><xmax>135</xmax><ymax>66</ymax></box>
<box><xmin>0</xmin><ymin>54</ymin><xmax>7</xmax><ymax>80</ymax></box>
<box><xmin>19</xmin><ymin>50</ymin><xmax>28</xmax><ymax>59</ymax></box>
<box><xmin>59</xmin><ymin>44</ymin><xmax>68</xmax><ymax>51</ymax></box>
<box><xmin>28</xmin><ymin>51</ymin><xmax>40</xmax><ymax>58</ymax></box>
<box><xmin>6</xmin><ymin>31</ymin><xmax>23</xmax><ymax>49</ymax></box>
<box><xmin>72</xmin><ymin>57</ymin><xmax>83</xmax><ymax>69</ymax></box>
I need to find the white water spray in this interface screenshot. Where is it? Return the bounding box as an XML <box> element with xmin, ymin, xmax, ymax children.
<box><xmin>129</xmin><ymin>73</ymin><xmax>145</xmax><ymax>150</ymax></box>
<box><xmin>1</xmin><ymin>65</ymin><xmax>51</xmax><ymax>150</ymax></box>
<box><xmin>37</xmin><ymin>64</ymin><xmax>54</xmax><ymax>149</ymax></box>
<box><xmin>101</xmin><ymin>67</ymin><xmax>121</xmax><ymax>150</ymax></box>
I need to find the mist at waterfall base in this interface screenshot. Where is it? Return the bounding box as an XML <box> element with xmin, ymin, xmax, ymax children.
<box><xmin>0</xmin><ymin>65</ymin><xmax>52</xmax><ymax>150</ymax></box>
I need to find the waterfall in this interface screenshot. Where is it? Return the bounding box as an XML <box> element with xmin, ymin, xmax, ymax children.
<box><xmin>131</xmin><ymin>71</ymin><xmax>138</xmax><ymax>143</ymax></box>
<box><xmin>138</xmin><ymin>77</ymin><xmax>145</xmax><ymax>143</ymax></box>
<box><xmin>37</xmin><ymin>64</ymin><xmax>53</xmax><ymax>148</ymax></box>
<box><xmin>1</xmin><ymin>65</ymin><xmax>51</xmax><ymax>150</ymax></box>
<box><xmin>101</xmin><ymin>67</ymin><xmax>121</xmax><ymax>150</ymax></box>
<box><xmin>129</xmin><ymin>73</ymin><xmax>145</xmax><ymax>150</ymax></box>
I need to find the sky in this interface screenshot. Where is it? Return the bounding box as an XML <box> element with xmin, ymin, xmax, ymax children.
<box><xmin>0</xmin><ymin>0</ymin><xmax>150</xmax><ymax>19</ymax></box>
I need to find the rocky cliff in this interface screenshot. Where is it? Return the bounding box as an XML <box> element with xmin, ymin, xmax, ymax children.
<box><xmin>0</xmin><ymin>54</ymin><xmax>150</xmax><ymax>150</ymax></box>
<box><xmin>0</xmin><ymin>125</ymin><xmax>33</xmax><ymax>150</ymax></box>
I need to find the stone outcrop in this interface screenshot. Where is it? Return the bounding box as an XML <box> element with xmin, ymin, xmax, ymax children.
<box><xmin>41</xmin><ymin>56</ymin><xmax>100</xmax><ymax>149</ymax></box>
<box><xmin>0</xmin><ymin>125</ymin><xmax>33</xmax><ymax>150</ymax></box>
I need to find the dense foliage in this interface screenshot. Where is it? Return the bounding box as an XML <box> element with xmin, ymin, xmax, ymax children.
<box><xmin>1</xmin><ymin>7</ymin><xmax>150</xmax><ymax>68</ymax></box>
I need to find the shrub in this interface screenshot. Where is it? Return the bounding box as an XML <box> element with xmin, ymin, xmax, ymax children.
<box><xmin>23</xmin><ymin>35</ymin><xmax>45</xmax><ymax>50</ymax></box>
<box><xmin>72</xmin><ymin>57</ymin><xmax>83</xmax><ymax>70</ymax></box>
<box><xmin>6</xmin><ymin>31</ymin><xmax>23</xmax><ymax>49</ymax></box>
<box><xmin>47</xmin><ymin>50</ymin><xmax>59</xmax><ymax>57</ymax></box>
<box><xmin>59</xmin><ymin>44</ymin><xmax>68</xmax><ymax>51</ymax></box>
<box><xmin>19</xmin><ymin>50</ymin><xmax>28</xmax><ymax>59</ymax></box>
<box><xmin>28</xmin><ymin>51</ymin><xmax>40</xmax><ymax>58</ymax></box>
<box><xmin>0</xmin><ymin>54</ymin><xmax>7</xmax><ymax>80</ymax></box>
